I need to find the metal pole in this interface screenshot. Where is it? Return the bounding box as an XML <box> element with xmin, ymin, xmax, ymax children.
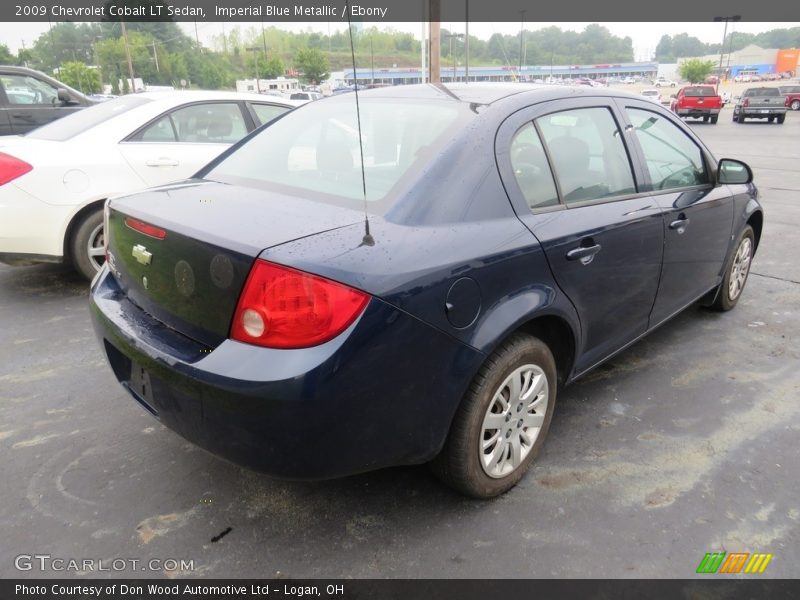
<box><xmin>465</xmin><ymin>0</ymin><xmax>469</xmax><ymax>83</ymax></box>
<box><xmin>518</xmin><ymin>10</ymin><xmax>525</xmax><ymax>81</ymax></box>
<box><xmin>371</xmin><ymin>37</ymin><xmax>375</xmax><ymax>85</ymax></box>
<box><xmin>716</xmin><ymin>19</ymin><xmax>728</xmax><ymax>92</ymax></box>
<box><xmin>420</xmin><ymin>6</ymin><xmax>426</xmax><ymax>84</ymax></box>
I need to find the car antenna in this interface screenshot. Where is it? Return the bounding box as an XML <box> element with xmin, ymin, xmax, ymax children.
<box><xmin>345</xmin><ymin>0</ymin><xmax>375</xmax><ymax>247</ymax></box>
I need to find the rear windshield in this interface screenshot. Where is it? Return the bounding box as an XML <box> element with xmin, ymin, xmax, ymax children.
<box><xmin>203</xmin><ymin>96</ymin><xmax>466</xmax><ymax>213</ymax></box>
<box><xmin>743</xmin><ymin>88</ymin><xmax>780</xmax><ymax>97</ymax></box>
<box><xmin>684</xmin><ymin>87</ymin><xmax>716</xmax><ymax>97</ymax></box>
<box><xmin>26</xmin><ymin>95</ymin><xmax>152</xmax><ymax>141</ymax></box>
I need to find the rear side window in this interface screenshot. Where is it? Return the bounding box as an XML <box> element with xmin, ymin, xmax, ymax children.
<box><xmin>626</xmin><ymin>108</ymin><xmax>708</xmax><ymax>191</ymax></box>
<box><xmin>509</xmin><ymin>123</ymin><xmax>559</xmax><ymax>210</ymax></box>
<box><xmin>536</xmin><ymin>107</ymin><xmax>636</xmax><ymax>205</ymax></box>
<box><xmin>252</xmin><ymin>103</ymin><xmax>290</xmax><ymax>126</ymax></box>
<box><xmin>683</xmin><ymin>87</ymin><xmax>716</xmax><ymax>97</ymax></box>
<box><xmin>744</xmin><ymin>88</ymin><xmax>780</xmax><ymax>97</ymax></box>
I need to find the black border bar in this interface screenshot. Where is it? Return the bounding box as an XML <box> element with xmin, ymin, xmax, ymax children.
<box><xmin>4</xmin><ymin>579</ymin><xmax>800</xmax><ymax>600</ymax></box>
<box><xmin>4</xmin><ymin>0</ymin><xmax>800</xmax><ymax>22</ymax></box>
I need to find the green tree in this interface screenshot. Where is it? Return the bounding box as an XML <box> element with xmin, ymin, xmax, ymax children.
<box><xmin>679</xmin><ymin>59</ymin><xmax>716</xmax><ymax>83</ymax></box>
<box><xmin>294</xmin><ymin>48</ymin><xmax>329</xmax><ymax>83</ymax></box>
<box><xmin>0</xmin><ymin>43</ymin><xmax>15</xmax><ymax>64</ymax></box>
<box><xmin>58</xmin><ymin>61</ymin><xmax>102</xmax><ymax>94</ymax></box>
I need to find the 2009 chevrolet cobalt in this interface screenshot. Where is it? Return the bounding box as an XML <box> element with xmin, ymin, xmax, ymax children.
<box><xmin>91</xmin><ymin>84</ymin><xmax>762</xmax><ymax>498</ymax></box>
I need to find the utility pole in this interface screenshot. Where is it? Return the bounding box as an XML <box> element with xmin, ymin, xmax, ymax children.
<box><xmin>152</xmin><ymin>41</ymin><xmax>159</xmax><ymax>73</ymax></box>
<box><xmin>221</xmin><ymin>22</ymin><xmax>228</xmax><ymax>55</ymax></box>
<box><xmin>120</xmin><ymin>20</ymin><xmax>135</xmax><ymax>93</ymax></box>
<box><xmin>247</xmin><ymin>47</ymin><xmax>261</xmax><ymax>93</ymax></box>
<box><xmin>713</xmin><ymin>15</ymin><xmax>740</xmax><ymax>91</ymax></box>
<box><xmin>420</xmin><ymin>9</ymin><xmax>426</xmax><ymax>84</ymax></box>
<box><xmin>429</xmin><ymin>0</ymin><xmax>440</xmax><ymax>83</ymax></box>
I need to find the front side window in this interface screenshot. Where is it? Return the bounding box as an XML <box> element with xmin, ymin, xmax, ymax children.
<box><xmin>626</xmin><ymin>107</ymin><xmax>708</xmax><ymax>191</ymax></box>
<box><xmin>509</xmin><ymin>122</ymin><xmax>559</xmax><ymax>210</ymax></box>
<box><xmin>1</xmin><ymin>74</ymin><xmax>59</xmax><ymax>105</ymax></box>
<box><xmin>536</xmin><ymin>107</ymin><xmax>636</xmax><ymax>205</ymax></box>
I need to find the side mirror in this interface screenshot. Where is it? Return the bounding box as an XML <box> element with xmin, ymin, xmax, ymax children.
<box><xmin>718</xmin><ymin>158</ymin><xmax>752</xmax><ymax>185</ymax></box>
<box><xmin>670</xmin><ymin>94</ymin><xmax>677</xmax><ymax>99</ymax></box>
<box><xmin>57</xmin><ymin>88</ymin><xmax>72</xmax><ymax>104</ymax></box>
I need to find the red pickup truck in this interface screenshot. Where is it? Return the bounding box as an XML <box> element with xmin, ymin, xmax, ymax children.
<box><xmin>670</xmin><ymin>85</ymin><xmax>723</xmax><ymax>124</ymax></box>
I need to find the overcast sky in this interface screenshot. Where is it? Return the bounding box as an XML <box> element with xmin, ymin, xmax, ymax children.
<box><xmin>3</xmin><ymin>21</ymin><xmax>798</xmax><ymax>61</ymax></box>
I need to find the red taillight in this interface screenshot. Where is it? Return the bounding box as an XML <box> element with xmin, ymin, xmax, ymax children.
<box><xmin>230</xmin><ymin>259</ymin><xmax>370</xmax><ymax>349</ymax></box>
<box><xmin>743</xmin><ymin>98</ymin><xmax>750</xmax><ymax>107</ymax></box>
<box><xmin>124</xmin><ymin>216</ymin><xmax>167</xmax><ymax>240</ymax></box>
<box><xmin>0</xmin><ymin>152</ymin><xmax>32</xmax><ymax>186</ymax></box>
<box><xmin>786</xmin><ymin>97</ymin><xmax>791</xmax><ymax>107</ymax></box>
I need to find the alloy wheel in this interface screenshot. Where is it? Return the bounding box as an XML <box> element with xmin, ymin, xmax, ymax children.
<box><xmin>479</xmin><ymin>364</ymin><xmax>548</xmax><ymax>479</ymax></box>
<box><xmin>728</xmin><ymin>236</ymin><xmax>752</xmax><ymax>302</ymax></box>
<box><xmin>86</xmin><ymin>223</ymin><xmax>106</xmax><ymax>273</ymax></box>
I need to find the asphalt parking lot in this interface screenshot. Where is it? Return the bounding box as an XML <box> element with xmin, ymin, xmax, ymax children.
<box><xmin>1</xmin><ymin>109</ymin><xmax>798</xmax><ymax>579</ymax></box>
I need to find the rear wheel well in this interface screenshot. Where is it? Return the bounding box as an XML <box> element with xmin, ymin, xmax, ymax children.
<box><xmin>63</xmin><ymin>200</ymin><xmax>105</xmax><ymax>265</ymax></box>
<box><xmin>747</xmin><ymin>211</ymin><xmax>763</xmax><ymax>253</ymax></box>
<box><xmin>514</xmin><ymin>315</ymin><xmax>575</xmax><ymax>387</ymax></box>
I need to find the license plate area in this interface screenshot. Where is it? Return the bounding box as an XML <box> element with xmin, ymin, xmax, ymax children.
<box><xmin>126</xmin><ymin>362</ymin><xmax>158</xmax><ymax>417</ymax></box>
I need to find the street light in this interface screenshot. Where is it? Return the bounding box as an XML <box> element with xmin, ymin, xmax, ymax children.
<box><xmin>246</xmin><ymin>47</ymin><xmax>262</xmax><ymax>93</ymax></box>
<box><xmin>713</xmin><ymin>15</ymin><xmax>741</xmax><ymax>91</ymax></box>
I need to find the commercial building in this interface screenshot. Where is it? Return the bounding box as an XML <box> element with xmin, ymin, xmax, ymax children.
<box><xmin>344</xmin><ymin>62</ymin><xmax>659</xmax><ymax>86</ymax></box>
<box><xmin>680</xmin><ymin>45</ymin><xmax>799</xmax><ymax>79</ymax></box>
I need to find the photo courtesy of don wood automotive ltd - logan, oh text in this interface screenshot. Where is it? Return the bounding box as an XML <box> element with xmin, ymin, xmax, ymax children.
<box><xmin>0</xmin><ymin>0</ymin><xmax>799</xmax><ymax>598</ymax></box>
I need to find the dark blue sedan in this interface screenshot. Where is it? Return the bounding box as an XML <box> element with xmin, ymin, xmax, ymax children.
<box><xmin>90</xmin><ymin>84</ymin><xmax>762</xmax><ymax>498</ymax></box>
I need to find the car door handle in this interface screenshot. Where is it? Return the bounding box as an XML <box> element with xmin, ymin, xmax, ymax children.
<box><xmin>566</xmin><ymin>243</ymin><xmax>602</xmax><ymax>262</ymax></box>
<box><xmin>12</xmin><ymin>113</ymin><xmax>33</xmax><ymax>120</ymax></box>
<box><xmin>145</xmin><ymin>158</ymin><xmax>179</xmax><ymax>167</ymax></box>
<box><xmin>669</xmin><ymin>215</ymin><xmax>690</xmax><ymax>231</ymax></box>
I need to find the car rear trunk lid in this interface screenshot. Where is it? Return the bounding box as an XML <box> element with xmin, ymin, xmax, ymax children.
<box><xmin>106</xmin><ymin>180</ymin><xmax>362</xmax><ymax>347</ymax></box>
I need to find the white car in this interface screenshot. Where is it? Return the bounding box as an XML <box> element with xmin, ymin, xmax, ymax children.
<box><xmin>655</xmin><ymin>78</ymin><xmax>677</xmax><ymax>88</ymax></box>
<box><xmin>0</xmin><ymin>91</ymin><xmax>302</xmax><ymax>279</ymax></box>
<box><xmin>640</xmin><ymin>89</ymin><xmax>663</xmax><ymax>104</ymax></box>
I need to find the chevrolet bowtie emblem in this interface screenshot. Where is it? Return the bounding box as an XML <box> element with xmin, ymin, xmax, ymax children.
<box><xmin>132</xmin><ymin>244</ymin><xmax>152</xmax><ymax>266</ymax></box>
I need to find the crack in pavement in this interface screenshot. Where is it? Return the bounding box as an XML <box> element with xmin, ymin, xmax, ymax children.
<box><xmin>751</xmin><ymin>272</ymin><xmax>800</xmax><ymax>286</ymax></box>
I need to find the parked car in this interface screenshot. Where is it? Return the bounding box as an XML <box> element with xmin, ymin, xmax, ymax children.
<box><xmin>721</xmin><ymin>91</ymin><xmax>731</xmax><ymax>105</ymax></box>
<box><xmin>90</xmin><ymin>84</ymin><xmax>762</xmax><ymax>498</ymax></box>
<box><xmin>0</xmin><ymin>91</ymin><xmax>302</xmax><ymax>279</ymax></box>
<box><xmin>732</xmin><ymin>87</ymin><xmax>789</xmax><ymax>123</ymax></box>
<box><xmin>670</xmin><ymin>85</ymin><xmax>723</xmax><ymax>123</ymax></box>
<box><xmin>289</xmin><ymin>91</ymin><xmax>322</xmax><ymax>102</ymax></box>
<box><xmin>0</xmin><ymin>65</ymin><xmax>96</xmax><ymax>135</ymax></box>
<box><xmin>778</xmin><ymin>85</ymin><xmax>800</xmax><ymax>111</ymax></box>
<box><xmin>640</xmin><ymin>89</ymin><xmax>663</xmax><ymax>104</ymax></box>
<box><xmin>655</xmin><ymin>77</ymin><xmax>677</xmax><ymax>88</ymax></box>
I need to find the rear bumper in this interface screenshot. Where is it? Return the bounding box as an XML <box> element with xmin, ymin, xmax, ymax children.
<box><xmin>90</xmin><ymin>267</ymin><xmax>483</xmax><ymax>479</ymax></box>
<box><xmin>676</xmin><ymin>108</ymin><xmax>721</xmax><ymax>117</ymax></box>
<box><xmin>0</xmin><ymin>184</ymin><xmax>73</xmax><ymax>259</ymax></box>
<box><xmin>738</xmin><ymin>108</ymin><xmax>787</xmax><ymax>117</ymax></box>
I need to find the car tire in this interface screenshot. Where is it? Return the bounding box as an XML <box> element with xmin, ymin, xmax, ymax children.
<box><xmin>711</xmin><ymin>225</ymin><xmax>755</xmax><ymax>312</ymax></box>
<box><xmin>732</xmin><ymin>113</ymin><xmax>738</xmax><ymax>122</ymax></box>
<box><xmin>430</xmin><ymin>333</ymin><xmax>557</xmax><ymax>498</ymax></box>
<box><xmin>791</xmin><ymin>100</ymin><xmax>800</xmax><ymax>111</ymax></box>
<box><xmin>702</xmin><ymin>116</ymin><xmax>709</xmax><ymax>123</ymax></box>
<box><xmin>710</xmin><ymin>115</ymin><xmax>719</xmax><ymax>124</ymax></box>
<box><xmin>768</xmin><ymin>116</ymin><xmax>775</xmax><ymax>123</ymax></box>
<box><xmin>777</xmin><ymin>113</ymin><xmax>786</xmax><ymax>124</ymax></box>
<box><xmin>69</xmin><ymin>208</ymin><xmax>105</xmax><ymax>281</ymax></box>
